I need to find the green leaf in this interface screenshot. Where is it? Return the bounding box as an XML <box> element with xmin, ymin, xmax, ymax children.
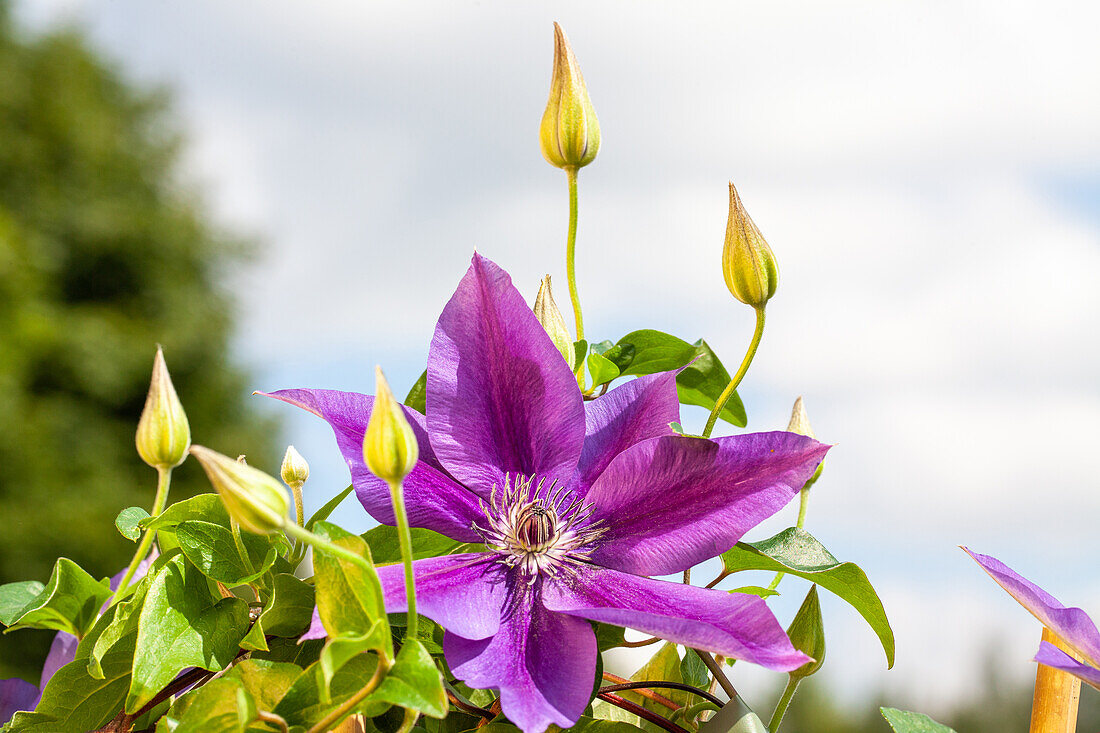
<box><xmin>594</xmin><ymin>622</ymin><xmax>626</xmax><ymax>651</ymax></box>
<box><xmin>590</xmin><ymin>340</ymin><xmax>635</xmax><ymax>373</ymax></box>
<box><xmin>225</xmin><ymin>658</ymin><xmax>302</xmax><ymax>713</ymax></box>
<box><xmin>128</xmin><ymin>553</ymin><xmax>250</xmax><ymax>712</ymax></box>
<box><xmin>89</xmin><ymin>579</ymin><xmax>150</xmax><ymax>679</ymax></box>
<box><xmin>0</xmin><ymin>581</ymin><xmax>44</xmax><ymax>626</ymax></box>
<box><xmin>142</xmin><ymin>493</ymin><xmax>230</xmax><ymax>533</ymax></box>
<box><xmin>721</xmin><ymin>527</ymin><xmax>894</xmax><ymax>668</ymax></box>
<box><xmin>730</xmin><ymin>585</ymin><xmax>779</xmax><ymax>599</ymax></box>
<box><xmin>258</xmin><ymin>573</ymin><xmax>316</xmax><ymax>638</ymax></box>
<box><xmin>366</xmin><ymin>638</ymin><xmax>446</xmax><ymax>717</ymax></box>
<box><xmin>623</xmin><ymin>643</ymin><xmax>692</xmax><ymax>712</ymax></box>
<box><xmin>274</xmin><ymin>654</ymin><xmax>381</xmax><ymax>728</ymax></box>
<box><xmin>566</xmin><ymin>717</ymin><xmax>649</xmax><ymax>733</ymax></box>
<box><xmin>573</xmin><ymin>339</ymin><xmax>588</xmax><ymax>372</ymax></box>
<box><xmin>115</xmin><ymin>507</ymin><xmax>151</xmax><ymax>542</ymax></box>
<box><xmin>587</xmin><ymin>352</ymin><xmax>621</xmax><ymax>387</ymax></box>
<box><xmin>8</xmin><ymin>624</ymin><xmax>136</xmax><ymax>732</ymax></box>
<box><xmin>614</xmin><ymin>330</ymin><xmax>746</xmax><ymax>427</ymax></box>
<box><xmin>320</xmin><ymin>627</ymin><xmax>384</xmax><ymax>700</ymax></box>
<box><xmin>164</xmin><ymin>677</ymin><xmax>256</xmax><ymax>733</ymax></box>
<box><xmin>312</xmin><ymin>521</ymin><xmax>392</xmax><ymax>660</ymax></box>
<box><xmin>3</xmin><ymin>558</ymin><xmax>112</xmax><ymax>637</ymax></box>
<box><xmin>676</xmin><ymin>339</ymin><xmax>747</xmax><ymax>428</ymax></box>
<box><xmin>880</xmin><ymin>708</ymin><xmax>957</xmax><ymax>733</ymax></box>
<box><xmin>405</xmin><ymin>370</ymin><xmax>428</xmax><ymax>415</ymax></box>
<box><xmin>361</xmin><ymin>525</ymin><xmax>465</xmax><ymax>565</ymax></box>
<box><xmin>679</xmin><ymin>648</ymin><xmax>709</xmax><ymax>690</ymax></box>
<box><xmin>175</xmin><ymin>520</ymin><xmax>277</xmax><ymax>585</ymax></box>
<box><xmin>307</xmin><ymin>485</ymin><xmax>355</xmax><ymax>530</ymax></box>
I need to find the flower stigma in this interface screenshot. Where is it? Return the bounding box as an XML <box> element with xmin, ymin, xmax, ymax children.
<box><xmin>473</xmin><ymin>473</ymin><xmax>605</xmax><ymax>583</ymax></box>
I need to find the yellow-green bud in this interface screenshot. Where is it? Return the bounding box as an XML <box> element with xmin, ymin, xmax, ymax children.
<box><xmin>135</xmin><ymin>346</ymin><xmax>191</xmax><ymax>469</ymax></box>
<box><xmin>785</xmin><ymin>585</ymin><xmax>826</xmax><ymax>680</ymax></box>
<box><xmin>788</xmin><ymin>396</ymin><xmax>823</xmax><ymax>488</ymax></box>
<box><xmin>280</xmin><ymin>445</ymin><xmax>309</xmax><ymax>487</ymax></box>
<box><xmin>539</xmin><ymin>22</ymin><xmax>600</xmax><ymax>170</ymax></box>
<box><xmin>189</xmin><ymin>445</ymin><xmax>289</xmax><ymax>535</ymax></box>
<box><xmin>722</xmin><ymin>182</ymin><xmax>778</xmax><ymax>308</ymax></box>
<box><xmin>363</xmin><ymin>367</ymin><xmax>419</xmax><ymax>484</ymax></box>
<box><xmin>533</xmin><ymin>275</ymin><xmax>575</xmax><ymax>368</ymax></box>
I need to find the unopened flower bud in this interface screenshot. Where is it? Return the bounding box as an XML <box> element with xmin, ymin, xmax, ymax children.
<box><xmin>722</xmin><ymin>183</ymin><xmax>778</xmax><ymax>308</ymax></box>
<box><xmin>135</xmin><ymin>346</ymin><xmax>190</xmax><ymax>469</ymax></box>
<box><xmin>364</xmin><ymin>367</ymin><xmax>419</xmax><ymax>484</ymax></box>
<box><xmin>788</xmin><ymin>396</ymin><xmax>823</xmax><ymax>489</ymax></box>
<box><xmin>280</xmin><ymin>445</ymin><xmax>309</xmax><ymax>488</ymax></box>
<box><xmin>539</xmin><ymin>22</ymin><xmax>600</xmax><ymax>170</ymax></box>
<box><xmin>533</xmin><ymin>275</ymin><xmax>575</xmax><ymax>368</ymax></box>
<box><xmin>785</xmin><ymin>585</ymin><xmax>826</xmax><ymax>680</ymax></box>
<box><xmin>189</xmin><ymin>445</ymin><xmax>289</xmax><ymax>535</ymax></box>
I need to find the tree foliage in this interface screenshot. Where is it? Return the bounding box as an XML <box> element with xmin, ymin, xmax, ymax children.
<box><xmin>0</xmin><ymin>5</ymin><xmax>278</xmax><ymax>679</ymax></box>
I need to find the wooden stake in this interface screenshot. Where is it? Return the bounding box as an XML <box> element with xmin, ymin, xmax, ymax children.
<box><xmin>1029</xmin><ymin>627</ymin><xmax>1081</xmax><ymax>733</ymax></box>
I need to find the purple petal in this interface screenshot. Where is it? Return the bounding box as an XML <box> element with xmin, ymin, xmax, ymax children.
<box><xmin>263</xmin><ymin>388</ymin><xmax>483</xmax><ymax>542</ymax></box>
<box><xmin>375</xmin><ymin>553</ymin><xmax>507</xmax><ymax>640</ymax></box>
<box><xmin>571</xmin><ymin>371</ymin><xmax>680</xmax><ymax>496</ymax></box>
<box><xmin>427</xmin><ymin>253</ymin><xmax>585</xmax><ymax>494</ymax></box>
<box><xmin>0</xmin><ymin>678</ymin><xmax>39</xmax><ymax>725</ymax></box>
<box><xmin>543</xmin><ymin>565</ymin><xmax>810</xmax><ymax>671</ymax></box>
<box><xmin>39</xmin><ymin>632</ymin><xmax>78</xmax><ymax>689</ymax></box>
<box><xmin>300</xmin><ymin>608</ymin><xmax>327</xmax><ymax>642</ymax></box>
<box><xmin>1034</xmin><ymin>640</ymin><xmax>1100</xmax><ymax>690</ymax></box>
<box><xmin>444</xmin><ymin>586</ymin><xmax>595</xmax><ymax>733</ymax></box>
<box><xmin>585</xmin><ymin>432</ymin><xmax>830</xmax><ymax>576</ymax></box>
<box><xmin>964</xmin><ymin>548</ymin><xmax>1100</xmax><ymax>667</ymax></box>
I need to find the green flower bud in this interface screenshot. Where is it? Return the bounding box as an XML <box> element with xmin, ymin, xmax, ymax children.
<box><xmin>280</xmin><ymin>444</ymin><xmax>309</xmax><ymax>488</ymax></box>
<box><xmin>788</xmin><ymin>396</ymin><xmax>823</xmax><ymax>489</ymax></box>
<box><xmin>722</xmin><ymin>182</ymin><xmax>778</xmax><ymax>308</ymax></box>
<box><xmin>135</xmin><ymin>346</ymin><xmax>191</xmax><ymax>469</ymax></box>
<box><xmin>539</xmin><ymin>22</ymin><xmax>600</xmax><ymax>170</ymax></box>
<box><xmin>533</xmin><ymin>275</ymin><xmax>575</xmax><ymax>368</ymax></box>
<box><xmin>785</xmin><ymin>585</ymin><xmax>826</xmax><ymax>680</ymax></box>
<box><xmin>363</xmin><ymin>367</ymin><xmax>419</xmax><ymax>484</ymax></box>
<box><xmin>189</xmin><ymin>445</ymin><xmax>289</xmax><ymax>535</ymax></box>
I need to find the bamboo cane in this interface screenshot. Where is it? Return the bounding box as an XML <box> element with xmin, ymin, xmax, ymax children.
<box><xmin>1029</xmin><ymin>627</ymin><xmax>1080</xmax><ymax>733</ymax></box>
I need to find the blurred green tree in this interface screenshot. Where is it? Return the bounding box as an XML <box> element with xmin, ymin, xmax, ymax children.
<box><xmin>0</xmin><ymin>4</ymin><xmax>278</xmax><ymax>679</ymax></box>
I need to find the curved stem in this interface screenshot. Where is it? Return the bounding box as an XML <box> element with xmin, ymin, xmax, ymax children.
<box><xmin>597</xmin><ymin>693</ymin><xmax>689</xmax><ymax>733</ymax></box>
<box><xmin>601</xmin><ymin>675</ymin><xmax>724</xmax><ymax>708</ymax></box>
<box><xmin>767</xmin><ymin>677</ymin><xmax>801</xmax><ymax>733</ymax></box>
<box><xmin>389</xmin><ymin>479</ymin><xmax>418</xmax><ymax>639</ymax></box>
<box><xmin>230</xmin><ymin>518</ymin><xmax>254</xmax><ymax>574</ymax></box>
<box><xmin>115</xmin><ymin>466</ymin><xmax>173</xmax><ymax>597</ymax></box>
<box><xmin>622</xmin><ymin>636</ymin><xmax>662</xmax><ymax>649</ymax></box>
<box><xmin>396</xmin><ymin>708</ymin><xmax>419</xmax><ymax>733</ymax></box>
<box><xmin>306</xmin><ymin>657</ymin><xmax>390</xmax><ymax>733</ymax></box>
<box><xmin>702</xmin><ymin>307</ymin><xmax>766</xmax><ymax>439</ymax></box>
<box><xmin>283</xmin><ymin>522</ymin><xmax>375</xmax><ymax>575</ymax></box>
<box><xmin>565</xmin><ymin>166</ymin><xmax>583</xmax><ymax>344</ymax></box>
<box><xmin>695</xmin><ymin>649</ymin><xmax>739</xmax><ymax>701</ymax></box>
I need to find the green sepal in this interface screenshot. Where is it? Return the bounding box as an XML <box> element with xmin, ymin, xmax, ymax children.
<box><xmin>721</xmin><ymin>527</ymin><xmax>894</xmax><ymax>668</ymax></box>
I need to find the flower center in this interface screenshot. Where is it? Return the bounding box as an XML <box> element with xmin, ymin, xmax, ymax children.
<box><xmin>473</xmin><ymin>473</ymin><xmax>604</xmax><ymax>582</ymax></box>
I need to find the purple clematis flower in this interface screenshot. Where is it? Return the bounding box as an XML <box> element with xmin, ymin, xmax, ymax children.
<box><xmin>965</xmin><ymin>548</ymin><xmax>1100</xmax><ymax>688</ymax></box>
<box><xmin>266</xmin><ymin>253</ymin><xmax>829</xmax><ymax>733</ymax></box>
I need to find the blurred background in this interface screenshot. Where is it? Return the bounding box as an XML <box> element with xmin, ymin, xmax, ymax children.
<box><xmin>1</xmin><ymin>1</ymin><xmax>1098</xmax><ymax>730</ymax></box>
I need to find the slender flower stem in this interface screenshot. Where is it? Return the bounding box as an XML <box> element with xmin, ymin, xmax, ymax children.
<box><xmin>767</xmin><ymin>677</ymin><xmax>800</xmax><ymax>732</ymax></box>
<box><xmin>291</xmin><ymin>483</ymin><xmax>305</xmax><ymax>527</ymax></box>
<box><xmin>306</xmin><ymin>657</ymin><xmax>390</xmax><ymax>733</ymax></box>
<box><xmin>767</xmin><ymin>486</ymin><xmax>813</xmax><ymax>592</ymax></box>
<box><xmin>388</xmin><ymin>479</ymin><xmax>418</xmax><ymax>639</ymax></box>
<box><xmin>229</xmin><ymin>518</ymin><xmax>254</xmax><ymax>574</ymax></box>
<box><xmin>115</xmin><ymin>466</ymin><xmax>173</xmax><ymax>597</ymax></box>
<box><xmin>702</xmin><ymin>307</ymin><xmax>766</xmax><ymax>439</ymax></box>
<box><xmin>694</xmin><ymin>648</ymin><xmax>738</xmax><ymax>701</ymax></box>
<box><xmin>565</xmin><ymin>166</ymin><xmax>583</xmax><ymax>344</ymax></box>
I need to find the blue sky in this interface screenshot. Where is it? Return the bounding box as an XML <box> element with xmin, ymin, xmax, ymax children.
<box><xmin>17</xmin><ymin>0</ymin><xmax>1100</xmax><ymax>714</ymax></box>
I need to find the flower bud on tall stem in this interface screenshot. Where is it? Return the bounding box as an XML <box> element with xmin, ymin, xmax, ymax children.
<box><xmin>364</xmin><ymin>367</ymin><xmax>420</xmax><ymax>639</ymax></box>
<box><xmin>722</xmin><ymin>183</ymin><xmax>778</xmax><ymax>309</ymax></box>
<box><xmin>540</xmin><ymin>23</ymin><xmax>600</xmax><ymax>171</ymax></box>
<box><xmin>135</xmin><ymin>346</ymin><xmax>190</xmax><ymax>469</ymax></box>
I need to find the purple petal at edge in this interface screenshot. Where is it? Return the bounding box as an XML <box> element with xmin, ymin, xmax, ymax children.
<box><xmin>586</xmin><ymin>431</ymin><xmax>830</xmax><ymax>576</ymax></box>
<box><xmin>571</xmin><ymin>370</ymin><xmax>680</xmax><ymax>497</ymax></box>
<box><xmin>427</xmin><ymin>253</ymin><xmax>585</xmax><ymax>494</ymax></box>
<box><xmin>262</xmin><ymin>388</ymin><xmax>483</xmax><ymax>542</ymax></box>
<box><xmin>444</xmin><ymin>585</ymin><xmax>596</xmax><ymax>733</ymax></box>
<box><xmin>0</xmin><ymin>677</ymin><xmax>39</xmax><ymax>726</ymax></box>
<box><xmin>39</xmin><ymin>632</ymin><xmax>78</xmax><ymax>689</ymax></box>
<box><xmin>1034</xmin><ymin>640</ymin><xmax>1100</xmax><ymax>690</ymax></box>
<box><xmin>373</xmin><ymin>553</ymin><xmax>507</xmax><ymax>640</ymax></box>
<box><xmin>964</xmin><ymin>548</ymin><xmax>1100</xmax><ymax>667</ymax></box>
<box><xmin>543</xmin><ymin>565</ymin><xmax>810</xmax><ymax>672</ymax></box>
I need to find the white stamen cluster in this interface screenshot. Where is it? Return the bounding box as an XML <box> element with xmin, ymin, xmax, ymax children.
<box><xmin>473</xmin><ymin>473</ymin><xmax>604</xmax><ymax>582</ymax></box>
